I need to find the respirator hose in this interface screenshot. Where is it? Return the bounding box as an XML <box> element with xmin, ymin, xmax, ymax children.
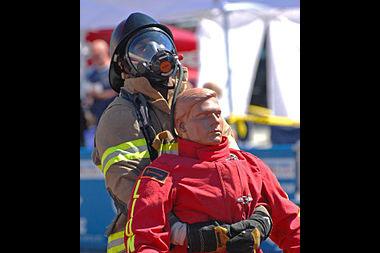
<box><xmin>170</xmin><ymin>60</ymin><xmax>184</xmax><ymax>137</ymax></box>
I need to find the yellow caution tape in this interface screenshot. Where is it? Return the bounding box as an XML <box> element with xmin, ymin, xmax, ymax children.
<box><xmin>228</xmin><ymin>105</ymin><xmax>300</xmax><ymax>127</ymax></box>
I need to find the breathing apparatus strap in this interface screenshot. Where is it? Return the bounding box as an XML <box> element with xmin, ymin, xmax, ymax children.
<box><xmin>120</xmin><ymin>89</ymin><xmax>158</xmax><ymax>160</ymax></box>
<box><xmin>170</xmin><ymin>62</ymin><xmax>184</xmax><ymax>137</ymax></box>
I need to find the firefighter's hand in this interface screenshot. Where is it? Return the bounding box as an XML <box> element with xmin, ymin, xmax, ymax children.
<box><xmin>222</xmin><ymin>220</ymin><xmax>262</xmax><ymax>253</ymax></box>
<box><xmin>224</xmin><ymin>206</ymin><xmax>272</xmax><ymax>253</ymax></box>
<box><xmin>187</xmin><ymin>221</ymin><xmax>229</xmax><ymax>252</ymax></box>
<box><xmin>225</xmin><ymin>227</ymin><xmax>261</xmax><ymax>253</ymax></box>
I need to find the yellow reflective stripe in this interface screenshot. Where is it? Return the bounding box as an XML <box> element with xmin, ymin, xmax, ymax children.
<box><xmin>125</xmin><ymin>179</ymin><xmax>141</xmax><ymax>252</ymax></box>
<box><xmin>129</xmin><ymin>199</ymin><xmax>138</xmax><ymax>220</ymax></box>
<box><xmin>108</xmin><ymin>243</ymin><xmax>126</xmax><ymax>253</ymax></box>
<box><xmin>102</xmin><ymin>151</ymin><xmax>150</xmax><ymax>176</ymax></box>
<box><xmin>133</xmin><ymin>179</ymin><xmax>141</xmax><ymax>199</ymax></box>
<box><xmin>131</xmin><ymin>193</ymin><xmax>137</xmax><ymax>219</ymax></box>
<box><xmin>159</xmin><ymin>142</ymin><xmax>178</xmax><ymax>154</ymax></box>
<box><xmin>162</xmin><ymin>142</ymin><xmax>178</xmax><ymax>151</ymax></box>
<box><xmin>125</xmin><ymin>219</ymin><xmax>133</xmax><ymax>237</ymax></box>
<box><xmin>127</xmin><ymin>235</ymin><xmax>135</xmax><ymax>253</ymax></box>
<box><xmin>108</xmin><ymin>231</ymin><xmax>125</xmax><ymax>242</ymax></box>
<box><xmin>101</xmin><ymin>138</ymin><xmax>148</xmax><ymax>166</ymax></box>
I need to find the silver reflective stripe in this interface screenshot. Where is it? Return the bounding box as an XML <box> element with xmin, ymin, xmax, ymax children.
<box><xmin>107</xmin><ymin>238</ymin><xmax>125</xmax><ymax>250</ymax></box>
<box><xmin>162</xmin><ymin>150</ymin><xmax>178</xmax><ymax>155</ymax></box>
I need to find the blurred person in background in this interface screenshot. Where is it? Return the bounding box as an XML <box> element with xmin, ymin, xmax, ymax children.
<box><xmin>124</xmin><ymin>88</ymin><xmax>300</xmax><ymax>253</ymax></box>
<box><xmin>91</xmin><ymin>12</ymin><xmax>239</xmax><ymax>253</ymax></box>
<box><xmin>85</xmin><ymin>39</ymin><xmax>117</xmax><ymax>124</ymax></box>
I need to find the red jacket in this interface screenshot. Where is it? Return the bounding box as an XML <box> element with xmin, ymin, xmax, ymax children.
<box><xmin>125</xmin><ymin>136</ymin><xmax>300</xmax><ymax>253</ymax></box>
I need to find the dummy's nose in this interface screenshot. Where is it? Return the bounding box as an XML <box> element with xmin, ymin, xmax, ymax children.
<box><xmin>212</xmin><ymin>113</ymin><xmax>220</xmax><ymax>120</ymax></box>
<box><xmin>209</xmin><ymin>113</ymin><xmax>221</xmax><ymax>124</ymax></box>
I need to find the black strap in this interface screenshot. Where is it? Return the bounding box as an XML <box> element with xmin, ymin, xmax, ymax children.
<box><xmin>170</xmin><ymin>64</ymin><xmax>184</xmax><ymax>137</ymax></box>
<box><xmin>120</xmin><ymin>89</ymin><xmax>158</xmax><ymax>160</ymax></box>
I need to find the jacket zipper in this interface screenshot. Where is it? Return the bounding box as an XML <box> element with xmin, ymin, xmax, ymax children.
<box><xmin>214</xmin><ymin>162</ymin><xmax>232</xmax><ymax>221</ymax></box>
<box><xmin>234</xmin><ymin>160</ymin><xmax>250</xmax><ymax>219</ymax></box>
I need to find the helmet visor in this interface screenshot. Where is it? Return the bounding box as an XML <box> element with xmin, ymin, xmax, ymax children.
<box><xmin>126</xmin><ymin>30</ymin><xmax>176</xmax><ymax>71</ymax></box>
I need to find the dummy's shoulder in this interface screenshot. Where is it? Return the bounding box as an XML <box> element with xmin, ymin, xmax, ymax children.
<box><xmin>140</xmin><ymin>155</ymin><xmax>179</xmax><ymax>184</ymax></box>
<box><xmin>140</xmin><ymin>166</ymin><xmax>170</xmax><ymax>184</ymax></box>
<box><xmin>232</xmin><ymin>148</ymin><xmax>259</xmax><ymax>161</ymax></box>
<box><xmin>150</xmin><ymin>154</ymin><xmax>182</xmax><ymax>170</ymax></box>
<box><xmin>230</xmin><ymin>149</ymin><xmax>264</xmax><ymax>172</ymax></box>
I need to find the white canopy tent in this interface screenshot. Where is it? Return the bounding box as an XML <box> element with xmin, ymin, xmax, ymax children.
<box><xmin>80</xmin><ymin>0</ymin><xmax>300</xmax><ymax>121</ymax></box>
<box><xmin>79</xmin><ymin>0</ymin><xmax>286</xmax><ymax>29</ymax></box>
<box><xmin>196</xmin><ymin>6</ymin><xmax>299</xmax><ymax>121</ymax></box>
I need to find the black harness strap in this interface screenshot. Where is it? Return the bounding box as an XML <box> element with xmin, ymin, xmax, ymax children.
<box><xmin>120</xmin><ymin>89</ymin><xmax>158</xmax><ymax>160</ymax></box>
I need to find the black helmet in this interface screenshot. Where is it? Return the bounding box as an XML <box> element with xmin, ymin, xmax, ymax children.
<box><xmin>109</xmin><ymin>12</ymin><xmax>177</xmax><ymax>93</ymax></box>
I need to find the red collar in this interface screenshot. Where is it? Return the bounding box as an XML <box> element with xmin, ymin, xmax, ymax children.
<box><xmin>178</xmin><ymin>136</ymin><xmax>230</xmax><ymax>162</ymax></box>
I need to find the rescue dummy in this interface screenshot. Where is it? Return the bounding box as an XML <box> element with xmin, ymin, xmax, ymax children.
<box><xmin>92</xmin><ymin>13</ymin><xmax>239</xmax><ymax>253</ymax></box>
<box><xmin>124</xmin><ymin>88</ymin><xmax>300</xmax><ymax>253</ymax></box>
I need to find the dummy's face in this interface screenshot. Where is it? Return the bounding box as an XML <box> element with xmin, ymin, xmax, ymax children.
<box><xmin>179</xmin><ymin>97</ymin><xmax>223</xmax><ymax>145</ymax></box>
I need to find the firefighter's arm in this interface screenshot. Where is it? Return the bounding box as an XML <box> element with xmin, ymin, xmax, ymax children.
<box><xmin>125</xmin><ymin>164</ymin><xmax>174</xmax><ymax>253</ymax></box>
<box><xmin>93</xmin><ymin>105</ymin><xmax>151</xmax><ymax>207</ymax></box>
<box><xmin>256</xmin><ymin>158</ymin><xmax>300</xmax><ymax>253</ymax></box>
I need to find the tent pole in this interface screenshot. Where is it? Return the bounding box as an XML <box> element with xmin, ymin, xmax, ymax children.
<box><xmin>219</xmin><ymin>0</ymin><xmax>233</xmax><ymax>115</ymax></box>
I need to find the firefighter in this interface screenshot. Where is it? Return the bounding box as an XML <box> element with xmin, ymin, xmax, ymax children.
<box><xmin>124</xmin><ymin>88</ymin><xmax>300</xmax><ymax>253</ymax></box>
<box><xmin>92</xmin><ymin>13</ymin><xmax>241</xmax><ymax>253</ymax></box>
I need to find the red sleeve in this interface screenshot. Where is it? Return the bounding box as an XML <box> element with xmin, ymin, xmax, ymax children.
<box><xmin>124</xmin><ymin>163</ymin><xmax>174</xmax><ymax>253</ymax></box>
<box><xmin>255</xmin><ymin>157</ymin><xmax>300</xmax><ymax>253</ymax></box>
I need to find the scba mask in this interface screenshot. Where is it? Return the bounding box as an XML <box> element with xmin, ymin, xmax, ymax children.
<box><xmin>124</xmin><ymin>28</ymin><xmax>179</xmax><ymax>88</ymax></box>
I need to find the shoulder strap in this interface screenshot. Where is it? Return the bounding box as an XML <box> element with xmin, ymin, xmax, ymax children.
<box><xmin>120</xmin><ymin>89</ymin><xmax>158</xmax><ymax>160</ymax></box>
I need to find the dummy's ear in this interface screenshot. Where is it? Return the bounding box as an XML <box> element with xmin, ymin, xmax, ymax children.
<box><xmin>176</xmin><ymin>121</ymin><xmax>186</xmax><ymax>134</ymax></box>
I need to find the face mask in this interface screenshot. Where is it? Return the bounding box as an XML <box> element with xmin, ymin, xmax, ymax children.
<box><xmin>124</xmin><ymin>29</ymin><xmax>179</xmax><ymax>87</ymax></box>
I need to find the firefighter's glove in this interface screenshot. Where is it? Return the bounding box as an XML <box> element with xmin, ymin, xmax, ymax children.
<box><xmin>187</xmin><ymin>221</ymin><xmax>229</xmax><ymax>252</ymax></box>
<box><xmin>224</xmin><ymin>207</ymin><xmax>272</xmax><ymax>253</ymax></box>
<box><xmin>226</xmin><ymin>227</ymin><xmax>261</xmax><ymax>253</ymax></box>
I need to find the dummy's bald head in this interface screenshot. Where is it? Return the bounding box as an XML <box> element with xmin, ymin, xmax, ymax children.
<box><xmin>174</xmin><ymin>88</ymin><xmax>217</xmax><ymax>124</ymax></box>
<box><xmin>202</xmin><ymin>82</ymin><xmax>222</xmax><ymax>98</ymax></box>
<box><xmin>174</xmin><ymin>88</ymin><xmax>223</xmax><ymax>145</ymax></box>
